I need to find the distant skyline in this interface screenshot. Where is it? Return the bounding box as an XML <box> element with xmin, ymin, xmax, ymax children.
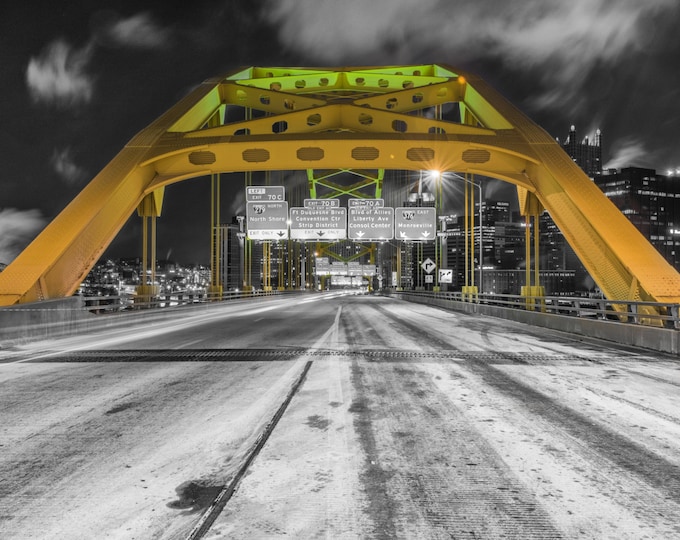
<box><xmin>1</xmin><ymin>0</ymin><xmax>679</xmax><ymax>264</ymax></box>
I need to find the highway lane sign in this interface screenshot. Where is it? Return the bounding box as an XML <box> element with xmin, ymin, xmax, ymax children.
<box><xmin>246</xmin><ymin>201</ymin><xmax>289</xmax><ymax>240</ymax></box>
<box><xmin>290</xmin><ymin>207</ymin><xmax>347</xmax><ymax>240</ymax></box>
<box><xmin>348</xmin><ymin>198</ymin><xmax>385</xmax><ymax>207</ymax></box>
<box><xmin>395</xmin><ymin>207</ymin><xmax>436</xmax><ymax>240</ymax></box>
<box><xmin>348</xmin><ymin>205</ymin><xmax>394</xmax><ymax>240</ymax></box>
<box><xmin>245</xmin><ymin>186</ymin><xmax>285</xmax><ymax>202</ymax></box>
<box><xmin>304</xmin><ymin>199</ymin><xmax>340</xmax><ymax>208</ymax></box>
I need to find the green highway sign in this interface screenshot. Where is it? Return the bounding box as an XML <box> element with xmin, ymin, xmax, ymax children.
<box><xmin>348</xmin><ymin>205</ymin><xmax>394</xmax><ymax>240</ymax></box>
<box><xmin>290</xmin><ymin>207</ymin><xmax>347</xmax><ymax>240</ymax></box>
<box><xmin>246</xmin><ymin>201</ymin><xmax>289</xmax><ymax>240</ymax></box>
<box><xmin>395</xmin><ymin>207</ymin><xmax>436</xmax><ymax>240</ymax></box>
<box><xmin>245</xmin><ymin>186</ymin><xmax>285</xmax><ymax>202</ymax></box>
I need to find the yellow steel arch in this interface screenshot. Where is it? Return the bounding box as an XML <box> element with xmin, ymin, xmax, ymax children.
<box><xmin>1</xmin><ymin>64</ymin><xmax>679</xmax><ymax>306</ymax></box>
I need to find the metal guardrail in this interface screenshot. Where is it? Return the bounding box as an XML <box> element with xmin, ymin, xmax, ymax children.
<box><xmin>389</xmin><ymin>289</ymin><xmax>680</xmax><ymax>330</ymax></box>
<box><xmin>83</xmin><ymin>287</ymin><xmax>680</xmax><ymax>329</ymax></box>
<box><xmin>82</xmin><ymin>289</ymin><xmax>287</xmax><ymax>314</ymax></box>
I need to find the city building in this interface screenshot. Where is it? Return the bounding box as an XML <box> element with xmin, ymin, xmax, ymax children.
<box><xmin>594</xmin><ymin>167</ymin><xmax>680</xmax><ymax>270</ymax></box>
<box><xmin>558</xmin><ymin>125</ymin><xmax>603</xmax><ymax>177</ymax></box>
<box><xmin>219</xmin><ymin>221</ymin><xmax>244</xmax><ymax>291</ymax></box>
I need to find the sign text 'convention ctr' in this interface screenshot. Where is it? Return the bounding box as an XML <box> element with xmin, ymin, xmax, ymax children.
<box><xmin>394</xmin><ymin>207</ymin><xmax>437</xmax><ymax>240</ymax></box>
<box><xmin>290</xmin><ymin>207</ymin><xmax>347</xmax><ymax>241</ymax></box>
<box><xmin>246</xmin><ymin>201</ymin><xmax>289</xmax><ymax>240</ymax></box>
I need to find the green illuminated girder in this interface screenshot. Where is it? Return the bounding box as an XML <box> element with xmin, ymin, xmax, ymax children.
<box><xmin>320</xmin><ymin>243</ymin><xmax>374</xmax><ymax>264</ymax></box>
<box><xmin>306</xmin><ymin>169</ymin><xmax>384</xmax><ymax>199</ymax></box>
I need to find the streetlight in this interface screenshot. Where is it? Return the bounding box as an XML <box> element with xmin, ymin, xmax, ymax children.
<box><xmin>426</xmin><ymin>170</ymin><xmax>484</xmax><ymax>294</ymax></box>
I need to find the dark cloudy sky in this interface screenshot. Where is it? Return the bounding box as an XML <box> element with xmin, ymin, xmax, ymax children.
<box><xmin>1</xmin><ymin>0</ymin><xmax>679</xmax><ymax>265</ymax></box>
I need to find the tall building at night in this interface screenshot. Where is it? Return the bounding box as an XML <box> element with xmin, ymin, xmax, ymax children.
<box><xmin>558</xmin><ymin>125</ymin><xmax>603</xmax><ymax>177</ymax></box>
<box><xmin>219</xmin><ymin>222</ymin><xmax>244</xmax><ymax>291</ymax></box>
<box><xmin>541</xmin><ymin>125</ymin><xmax>605</xmax><ymax>291</ymax></box>
<box><xmin>594</xmin><ymin>167</ymin><xmax>680</xmax><ymax>270</ymax></box>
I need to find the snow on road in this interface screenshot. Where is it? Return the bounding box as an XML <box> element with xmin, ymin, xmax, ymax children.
<box><xmin>1</xmin><ymin>294</ymin><xmax>679</xmax><ymax>539</ymax></box>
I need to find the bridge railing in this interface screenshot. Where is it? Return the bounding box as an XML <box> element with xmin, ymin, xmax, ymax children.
<box><xmin>0</xmin><ymin>289</ymin><xmax>306</xmax><ymax>345</ymax></box>
<box><xmin>82</xmin><ymin>288</ymin><xmax>286</xmax><ymax>314</ymax></box>
<box><xmin>387</xmin><ymin>289</ymin><xmax>680</xmax><ymax>330</ymax></box>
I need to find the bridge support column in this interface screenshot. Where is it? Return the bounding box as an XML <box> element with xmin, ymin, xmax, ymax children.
<box><xmin>462</xmin><ymin>174</ymin><xmax>478</xmax><ymax>302</ymax></box>
<box><xmin>519</xmin><ymin>189</ymin><xmax>545</xmax><ymax>310</ymax></box>
<box><xmin>395</xmin><ymin>241</ymin><xmax>403</xmax><ymax>291</ymax></box>
<box><xmin>286</xmin><ymin>239</ymin><xmax>294</xmax><ymax>291</ymax></box>
<box><xmin>136</xmin><ymin>189</ymin><xmax>164</xmax><ymax>306</ymax></box>
<box><xmin>243</xmin><ymin>169</ymin><xmax>253</xmax><ymax>292</ymax></box>
<box><xmin>278</xmin><ymin>241</ymin><xmax>286</xmax><ymax>291</ymax></box>
<box><xmin>263</xmin><ymin>241</ymin><xmax>272</xmax><ymax>291</ymax></box>
<box><xmin>207</xmin><ymin>110</ymin><xmax>225</xmax><ymax>299</ymax></box>
<box><xmin>208</xmin><ymin>173</ymin><xmax>223</xmax><ymax>299</ymax></box>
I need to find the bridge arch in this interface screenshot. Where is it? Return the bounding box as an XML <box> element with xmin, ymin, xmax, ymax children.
<box><xmin>1</xmin><ymin>64</ymin><xmax>679</xmax><ymax>305</ymax></box>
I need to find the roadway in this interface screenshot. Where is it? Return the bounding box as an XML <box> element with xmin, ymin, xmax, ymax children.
<box><xmin>1</xmin><ymin>292</ymin><xmax>679</xmax><ymax>539</ymax></box>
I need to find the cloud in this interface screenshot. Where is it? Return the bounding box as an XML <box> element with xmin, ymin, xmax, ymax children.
<box><xmin>26</xmin><ymin>39</ymin><xmax>94</xmax><ymax>106</ymax></box>
<box><xmin>26</xmin><ymin>12</ymin><xmax>170</xmax><ymax>107</ymax></box>
<box><xmin>96</xmin><ymin>12</ymin><xmax>170</xmax><ymax>48</ymax></box>
<box><xmin>262</xmin><ymin>0</ymin><xmax>677</xmax><ymax>109</ymax></box>
<box><xmin>51</xmin><ymin>147</ymin><xmax>88</xmax><ymax>184</ymax></box>
<box><xmin>603</xmin><ymin>137</ymin><xmax>652</xmax><ymax>170</ymax></box>
<box><xmin>0</xmin><ymin>209</ymin><xmax>46</xmax><ymax>266</ymax></box>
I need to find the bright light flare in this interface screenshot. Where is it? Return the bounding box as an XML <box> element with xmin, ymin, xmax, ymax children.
<box><xmin>426</xmin><ymin>169</ymin><xmax>442</xmax><ymax>180</ymax></box>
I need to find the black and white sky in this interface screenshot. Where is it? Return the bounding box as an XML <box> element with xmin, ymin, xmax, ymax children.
<box><xmin>1</xmin><ymin>0</ymin><xmax>679</xmax><ymax>264</ymax></box>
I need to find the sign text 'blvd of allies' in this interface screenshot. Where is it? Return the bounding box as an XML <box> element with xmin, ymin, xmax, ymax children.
<box><xmin>245</xmin><ymin>189</ymin><xmax>437</xmax><ymax>241</ymax></box>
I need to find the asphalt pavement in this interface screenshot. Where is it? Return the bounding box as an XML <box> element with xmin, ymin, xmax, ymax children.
<box><xmin>1</xmin><ymin>293</ymin><xmax>679</xmax><ymax>539</ymax></box>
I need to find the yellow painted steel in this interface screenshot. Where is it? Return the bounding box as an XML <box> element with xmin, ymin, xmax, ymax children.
<box><xmin>1</xmin><ymin>65</ymin><xmax>679</xmax><ymax>306</ymax></box>
<box><xmin>136</xmin><ymin>189</ymin><xmax>164</xmax><ymax>301</ymax></box>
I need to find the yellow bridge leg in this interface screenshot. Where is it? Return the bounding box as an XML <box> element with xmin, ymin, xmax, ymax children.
<box><xmin>135</xmin><ymin>189</ymin><xmax>164</xmax><ymax>306</ymax></box>
<box><xmin>208</xmin><ymin>173</ymin><xmax>223</xmax><ymax>299</ymax></box>
<box><xmin>519</xmin><ymin>190</ymin><xmax>545</xmax><ymax>310</ymax></box>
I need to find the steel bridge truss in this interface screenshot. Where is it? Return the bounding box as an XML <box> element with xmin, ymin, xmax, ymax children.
<box><xmin>1</xmin><ymin>64</ymin><xmax>679</xmax><ymax>309</ymax></box>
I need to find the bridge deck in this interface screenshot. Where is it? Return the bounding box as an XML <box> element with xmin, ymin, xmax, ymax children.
<box><xmin>1</xmin><ymin>293</ymin><xmax>679</xmax><ymax>538</ymax></box>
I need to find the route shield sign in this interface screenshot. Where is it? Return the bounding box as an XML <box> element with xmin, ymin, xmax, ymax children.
<box><xmin>246</xmin><ymin>201</ymin><xmax>289</xmax><ymax>240</ymax></box>
<box><xmin>290</xmin><ymin>207</ymin><xmax>347</xmax><ymax>240</ymax></box>
<box><xmin>348</xmin><ymin>205</ymin><xmax>394</xmax><ymax>240</ymax></box>
<box><xmin>245</xmin><ymin>186</ymin><xmax>285</xmax><ymax>202</ymax></box>
<box><xmin>395</xmin><ymin>207</ymin><xmax>437</xmax><ymax>240</ymax></box>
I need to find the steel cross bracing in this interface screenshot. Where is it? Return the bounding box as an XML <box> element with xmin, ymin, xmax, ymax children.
<box><xmin>1</xmin><ymin>64</ymin><xmax>679</xmax><ymax>311</ymax></box>
<box><xmin>306</xmin><ymin>169</ymin><xmax>384</xmax><ymax>200</ymax></box>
